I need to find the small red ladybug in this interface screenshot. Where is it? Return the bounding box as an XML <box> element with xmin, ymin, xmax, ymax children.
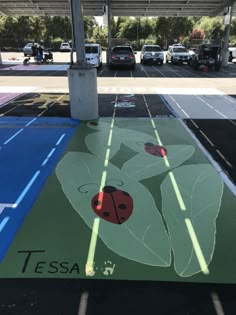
<box><xmin>91</xmin><ymin>186</ymin><xmax>133</xmax><ymax>225</ymax></box>
<box><xmin>144</xmin><ymin>142</ymin><xmax>167</xmax><ymax>157</ymax></box>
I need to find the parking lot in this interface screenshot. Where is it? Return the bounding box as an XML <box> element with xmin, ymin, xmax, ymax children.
<box><xmin>0</xmin><ymin>50</ymin><xmax>236</xmax><ymax>314</ymax></box>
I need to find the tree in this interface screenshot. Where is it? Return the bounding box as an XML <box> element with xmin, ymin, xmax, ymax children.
<box><xmin>155</xmin><ymin>17</ymin><xmax>193</xmax><ymax>44</ymax></box>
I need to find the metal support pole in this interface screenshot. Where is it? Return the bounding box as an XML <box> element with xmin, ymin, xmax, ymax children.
<box><xmin>0</xmin><ymin>48</ymin><xmax>2</xmax><ymax>65</ymax></box>
<box><xmin>222</xmin><ymin>6</ymin><xmax>233</xmax><ymax>66</ymax></box>
<box><xmin>70</xmin><ymin>0</ymin><xmax>86</xmax><ymax>66</ymax></box>
<box><xmin>106</xmin><ymin>1</ymin><xmax>112</xmax><ymax>65</ymax></box>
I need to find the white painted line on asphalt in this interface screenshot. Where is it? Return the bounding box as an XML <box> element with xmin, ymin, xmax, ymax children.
<box><xmin>181</xmin><ymin>109</ymin><xmax>190</xmax><ymax>118</ymax></box>
<box><xmin>190</xmin><ymin>119</ymin><xmax>199</xmax><ymax>129</ymax></box>
<box><xmin>199</xmin><ymin>130</ymin><xmax>215</xmax><ymax>147</ymax></box>
<box><xmin>224</xmin><ymin>96</ymin><xmax>236</xmax><ymax>103</ymax></box>
<box><xmin>152</xmin><ymin>65</ymin><xmax>166</xmax><ymax>77</ymax></box>
<box><xmin>140</xmin><ymin>64</ymin><xmax>150</xmax><ymax>77</ymax></box>
<box><xmin>214</xmin><ymin>109</ymin><xmax>228</xmax><ymax>118</ymax></box>
<box><xmin>197</xmin><ymin>96</ymin><xmax>214</xmax><ymax>109</ymax></box>
<box><xmin>211</xmin><ymin>292</ymin><xmax>225</xmax><ymax>315</ymax></box>
<box><xmin>178</xmin><ymin>118</ymin><xmax>236</xmax><ymax>196</ymax></box>
<box><xmin>216</xmin><ymin>149</ymin><xmax>233</xmax><ymax>168</ymax></box>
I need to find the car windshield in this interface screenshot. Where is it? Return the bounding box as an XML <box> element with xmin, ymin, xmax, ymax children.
<box><xmin>173</xmin><ymin>47</ymin><xmax>188</xmax><ymax>53</ymax></box>
<box><xmin>85</xmin><ymin>47</ymin><xmax>98</xmax><ymax>53</ymax></box>
<box><xmin>25</xmin><ymin>43</ymin><xmax>33</xmax><ymax>47</ymax></box>
<box><xmin>113</xmin><ymin>47</ymin><xmax>133</xmax><ymax>54</ymax></box>
<box><xmin>145</xmin><ymin>46</ymin><xmax>161</xmax><ymax>52</ymax></box>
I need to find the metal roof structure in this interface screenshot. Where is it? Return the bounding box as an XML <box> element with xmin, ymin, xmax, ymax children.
<box><xmin>0</xmin><ymin>0</ymin><xmax>235</xmax><ymax>17</ymax></box>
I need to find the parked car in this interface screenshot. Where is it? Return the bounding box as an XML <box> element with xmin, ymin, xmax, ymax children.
<box><xmin>85</xmin><ymin>43</ymin><xmax>102</xmax><ymax>68</ymax></box>
<box><xmin>228</xmin><ymin>47</ymin><xmax>236</xmax><ymax>62</ymax></box>
<box><xmin>23</xmin><ymin>42</ymin><xmax>39</xmax><ymax>56</ymax></box>
<box><xmin>60</xmin><ymin>42</ymin><xmax>71</xmax><ymax>52</ymax></box>
<box><xmin>109</xmin><ymin>45</ymin><xmax>136</xmax><ymax>70</ymax></box>
<box><xmin>189</xmin><ymin>44</ymin><xmax>222</xmax><ymax>71</ymax></box>
<box><xmin>140</xmin><ymin>45</ymin><xmax>164</xmax><ymax>65</ymax></box>
<box><xmin>166</xmin><ymin>45</ymin><xmax>192</xmax><ymax>64</ymax></box>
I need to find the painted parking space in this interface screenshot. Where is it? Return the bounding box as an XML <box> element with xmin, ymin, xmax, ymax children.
<box><xmin>0</xmin><ymin>86</ymin><xmax>37</xmax><ymax>108</ymax></box>
<box><xmin>0</xmin><ymin>116</ymin><xmax>79</xmax><ymax>261</ymax></box>
<box><xmin>0</xmin><ymin>117</ymin><xmax>235</xmax><ymax>284</ymax></box>
<box><xmin>1</xmin><ymin>64</ymin><xmax>70</xmax><ymax>71</ymax></box>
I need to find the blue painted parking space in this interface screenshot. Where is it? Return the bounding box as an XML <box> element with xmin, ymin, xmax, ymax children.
<box><xmin>0</xmin><ymin>116</ymin><xmax>79</xmax><ymax>261</ymax></box>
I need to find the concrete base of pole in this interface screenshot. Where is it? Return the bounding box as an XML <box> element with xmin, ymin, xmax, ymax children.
<box><xmin>68</xmin><ymin>66</ymin><xmax>99</xmax><ymax>121</ymax></box>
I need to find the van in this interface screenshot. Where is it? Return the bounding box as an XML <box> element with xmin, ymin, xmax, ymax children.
<box><xmin>85</xmin><ymin>43</ymin><xmax>102</xmax><ymax>68</ymax></box>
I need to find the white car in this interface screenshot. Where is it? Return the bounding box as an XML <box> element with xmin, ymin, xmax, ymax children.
<box><xmin>60</xmin><ymin>42</ymin><xmax>72</xmax><ymax>52</ymax></box>
<box><xmin>166</xmin><ymin>46</ymin><xmax>192</xmax><ymax>64</ymax></box>
<box><xmin>228</xmin><ymin>47</ymin><xmax>236</xmax><ymax>62</ymax></box>
<box><xmin>85</xmin><ymin>43</ymin><xmax>102</xmax><ymax>68</ymax></box>
<box><xmin>140</xmin><ymin>44</ymin><xmax>164</xmax><ymax>65</ymax></box>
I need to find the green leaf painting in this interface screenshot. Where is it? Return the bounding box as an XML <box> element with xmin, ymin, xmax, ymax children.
<box><xmin>122</xmin><ymin>145</ymin><xmax>195</xmax><ymax>181</ymax></box>
<box><xmin>161</xmin><ymin>164</ymin><xmax>223</xmax><ymax>277</ymax></box>
<box><xmin>86</xmin><ymin>121</ymin><xmax>163</xmax><ymax>159</ymax></box>
<box><xmin>56</xmin><ymin>152</ymin><xmax>171</xmax><ymax>266</ymax></box>
<box><xmin>55</xmin><ymin>121</ymin><xmax>224</xmax><ymax>278</ymax></box>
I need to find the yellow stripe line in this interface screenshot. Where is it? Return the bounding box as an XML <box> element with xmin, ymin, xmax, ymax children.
<box><xmin>185</xmin><ymin>219</ymin><xmax>210</xmax><ymax>275</ymax></box>
<box><xmin>143</xmin><ymin>94</ymin><xmax>209</xmax><ymax>275</ymax></box>
<box><xmin>85</xmin><ymin>109</ymin><xmax>116</xmax><ymax>276</ymax></box>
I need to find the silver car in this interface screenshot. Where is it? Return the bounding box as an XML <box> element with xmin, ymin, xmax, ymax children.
<box><xmin>166</xmin><ymin>46</ymin><xmax>191</xmax><ymax>64</ymax></box>
<box><xmin>140</xmin><ymin>45</ymin><xmax>164</xmax><ymax>65</ymax></box>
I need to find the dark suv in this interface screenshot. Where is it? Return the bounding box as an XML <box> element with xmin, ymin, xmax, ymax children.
<box><xmin>189</xmin><ymin>44</ymin><xmax>222</xmax><ymax>71</ymax></box>
<box><xmin>109</xmin><ymin>46</ymin><xmax>136</xmax><ymax>70</ymax></box>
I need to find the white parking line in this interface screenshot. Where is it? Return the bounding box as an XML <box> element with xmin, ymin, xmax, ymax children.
<box><xmin>152</xmin><ymin>65</ymin><xmax>166</xmax><ymax>77</ymax></box>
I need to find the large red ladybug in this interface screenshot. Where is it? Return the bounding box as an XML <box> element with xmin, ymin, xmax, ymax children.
<box><xmin>144</xmin><ymin>142</ymin><xmax>167</xmax><ymax>157</ymax></box>
<box><xmin>91</xmin><ymin>186</ymin><xmax>133</xmax><ymax>225</ymax></box>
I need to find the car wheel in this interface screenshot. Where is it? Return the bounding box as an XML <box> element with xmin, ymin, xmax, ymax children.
<box><xmin>188</xmin><ymin>59</ymin><xmax>193</xmax><ymax>67</ymax></box>
<box><xmin>193</xmin><ymin>62</ymin><xmax>199</xmax><ymax>70</ymax></box>
<box><xmin>228</xmin><ymin>52</ymin><xmax>233</xmax><ymax>62</ymax></box>
<box><xmin>24</xmin><ymin>53</ymin><xmax>27</xmax><ymax>57</ymax></box>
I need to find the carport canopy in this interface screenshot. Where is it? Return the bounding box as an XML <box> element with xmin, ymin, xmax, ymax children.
<box><xmin>0</xmin><ymin>0</ymin><xmax>235</xmax><ymax>17</ymax></box>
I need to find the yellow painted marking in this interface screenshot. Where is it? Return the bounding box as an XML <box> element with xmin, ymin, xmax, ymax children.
<box><xmin>169</xmin><ymin>171</ymin><xmax>186</xmax><ymax>211</ymax></box>
<box><xmin>85</xmin><ymin>218</ymin><xmax>100</xmax><ymax>276</ymax></box>
<box><xmin>185</xmin><ymin>218</ymin><xmax>210</xmax><ymax>275</ymax></box>
<box><xmin>144</xmin><ymin>94</ymin><xmax>209</xmax><ymax>273</ymax></box>
<box><xmin>86</xmin><ymin>111</ymin><xmax>116</xmax><ymax>275</ymax></box>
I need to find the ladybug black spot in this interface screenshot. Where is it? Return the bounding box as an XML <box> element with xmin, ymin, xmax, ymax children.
<box><xmin>121</xmin><ymin>217</ymin><xmax>125</xmax><ymax>220</ymax></box>
<box><xmin>118</xmin><ymin>204</ymin><xmax>127</xmax><ymax>210</ymax></box>
<box><xmin>94</xmin><ymin>200</ymin><xmax>101</xmax><ymax>206</ymax></box>
<box><xmin>103</xmin><ymin>212</ymin><xmax>110</xmax><ymax>217</ymax></box>
<box><xmin>122</xmin><ymin>191</ymin><xmax>130</xmax><ymax>196</ymax></box>
<box><xmin>145</xmin><ymin>142</ymin><xmax>154</xmax><ymax>147</ymax></box>
<box><xmin>90</xmin><ymin>121</ymin><xmax>98</xmax><ymax>126</ymax></box>
<box><xmin>103</xmin><ymin>186</ymin><xmax>117</xmax><ymax>193</ymax></box>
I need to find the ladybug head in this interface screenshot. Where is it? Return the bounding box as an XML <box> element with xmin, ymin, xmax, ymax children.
<box><xmin>78</xmin><ymin>179</ymin><xmax>124</xmax><ymax>194</ymax></box>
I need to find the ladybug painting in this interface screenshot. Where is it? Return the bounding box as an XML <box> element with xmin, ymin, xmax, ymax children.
<box><xmin>144</xmin><ymin>142</ymin><xmax>167</xmax><ymax>157</ymax></box>
<box><xmin>91</xmin><ymin>186</ymin><xmax>133</xmax><ymax>225</ymax></box>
